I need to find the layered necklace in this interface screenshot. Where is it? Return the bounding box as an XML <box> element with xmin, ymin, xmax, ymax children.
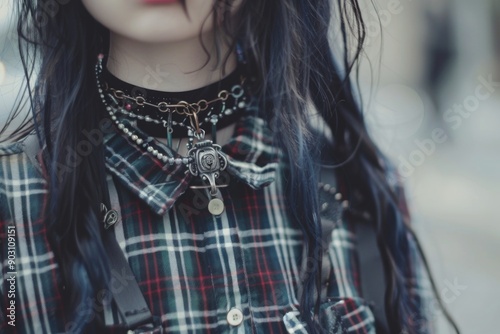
<box><xmin>95</xmin><ymin>54</ymin><xmax>251</xmax><ymax>216</ymax></box>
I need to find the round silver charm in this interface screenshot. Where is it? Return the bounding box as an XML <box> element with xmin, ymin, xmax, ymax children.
<box><xmin>208</xmin><ymin>198</ymin><xmax>224</xmax><ymax>216</ymax></box>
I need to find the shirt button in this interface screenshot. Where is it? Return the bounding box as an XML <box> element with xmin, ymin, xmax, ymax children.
<box><xmin>226</xmin><ymin>307</ymin><xmax>243</xmax><ymax>326</ymax></box>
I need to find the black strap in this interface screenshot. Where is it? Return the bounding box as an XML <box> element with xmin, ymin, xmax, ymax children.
<box><xmin>320</xmin><ymin>166</ymin><xmax>389</xmax><ymax>333</ymax></box>
<box><xmin>355</xmin><ymin>214</ymin><xmax>390</xmax><ymax>333</ymax></box>
<box><xmin>101</xmin><ymin>191</ymin><xmax>160</xmax><ymax>332</ymax></box>
<box><xmin>101</xmin><ymin>229</ymin><xmax>158</xmax><ymax>331</ymax></box>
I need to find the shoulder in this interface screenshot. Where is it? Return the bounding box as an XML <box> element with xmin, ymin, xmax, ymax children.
<box><xmin>0</xmin><ymin>135</ymin><xmax>45</xmax><ymax>175</ymax></box>
<box><xmin>0</xmin><ymin>136</ymin><xmax>48</xmax><ymax>222</ymax></box>
<box><xmin>0</xmin><ymin>136</ymin><xmax>45</xmax><ymax>177</ymax></box>
<box><xmin>0</xmin><ymin>139</ymin><xmax>31</xmax><ymax>183</ymax></box>
<box><xmin>0</xmin><ymin>140</ymin><xmax>25</xmax><ymax>156</ymax></box>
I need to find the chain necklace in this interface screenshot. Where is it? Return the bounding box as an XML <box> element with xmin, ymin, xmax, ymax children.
<box><xmin>99</xmin><ymin>57</ymin><xmax>249</xmax><ymax>144</ymax></box>
<box><xmin>96</xmin><ymin>54</ymin><xmax>240</xmax><ymax>216</ymax></box>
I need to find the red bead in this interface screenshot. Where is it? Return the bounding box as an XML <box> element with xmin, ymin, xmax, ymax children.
<box><xmin>125</xmin><ymin>104</ymin><xmax>132</xmax><ymax>111</ymax></box>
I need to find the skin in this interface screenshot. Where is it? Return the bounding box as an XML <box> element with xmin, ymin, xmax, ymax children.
<box><xmin>82</xmin><ymin>0</ymin><xmax>242</xmax><ymax>153</ymax></box>
<box><xmin>82</xmin><ymin>0</ymin><xmax>241</xmax><ymax>91</ymax></box>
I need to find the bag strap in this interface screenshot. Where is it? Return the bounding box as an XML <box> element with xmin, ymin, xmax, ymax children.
<box><xmin>355</xmin><ymin>212</ymin><xmax>390</xmax><ymax>333</ymax></box>
<box><xmin>319</xmin><ymin>166</ymin><xmax>389</xmax><ymax>333</ymax></box>
<box><xmin>101</xmin><ymin>186</ymin><xmax>162</xmax><ymax>333</ymax></box>
<box><xmin>101</xmin><ymin>226</ymin><xmax>157</xmax><ymax>331</ymax></box>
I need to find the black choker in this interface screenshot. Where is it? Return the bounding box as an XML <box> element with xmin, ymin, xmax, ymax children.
<box><xmin>100</xmin><ymin>66</ymin><xmax>250</xmax><ymax>140</ymax></box>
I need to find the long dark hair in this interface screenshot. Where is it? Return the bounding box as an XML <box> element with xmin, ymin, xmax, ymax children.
<box><xmin>3</xmin><ymin>0</ymin><xmax>459</xmax><ymax>333</ymax></box>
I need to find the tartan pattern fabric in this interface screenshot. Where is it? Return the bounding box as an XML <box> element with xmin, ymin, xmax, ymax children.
<box><xmin>0</xmin><ymin>115</ymin><xmax>429</xmax><ymax>333</ymax></box>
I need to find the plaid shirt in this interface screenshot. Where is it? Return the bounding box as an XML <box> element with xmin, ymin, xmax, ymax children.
<box><xmin>0</xmin><ymin>115</ymin><xmax>430</xmax><ymax>333</ymax></box>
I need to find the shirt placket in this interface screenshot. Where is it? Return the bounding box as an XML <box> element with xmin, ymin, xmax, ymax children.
<box><xmin>194</xmin><ymin>187</ymin><xmax>252</xmax><ymax>334</ymax></box>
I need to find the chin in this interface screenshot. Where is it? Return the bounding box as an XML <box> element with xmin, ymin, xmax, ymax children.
<box><xmin>115</xmin><ymin>20</ymin><xmax>215</xmax><ymax>44</ymax></box>
<box><xmin>123</xmin><ymin>29</ymin><xmax>202</xmax><ymax>44</ymax></box>
<box><xmin>83</xmin><ymin>0</ymin><xmax>215</xmax><ymax>44</ymax></box>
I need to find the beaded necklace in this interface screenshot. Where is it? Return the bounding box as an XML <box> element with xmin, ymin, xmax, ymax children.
<box><xmin>95</xmin><ymin>54</ymin><xmax>251</xmax><ymax>216</ymax></box>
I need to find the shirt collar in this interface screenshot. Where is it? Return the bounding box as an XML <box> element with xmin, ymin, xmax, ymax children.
<box><xmin>103</xmin><ymin>116</ymin><xmax>280</xmax><ymax>215</ymax></box>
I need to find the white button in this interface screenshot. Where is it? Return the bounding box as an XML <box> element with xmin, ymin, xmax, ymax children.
<box><xmin>208</xmin><ymin>198</ymin><xmax>225</xmax><ymax>216</ymax></box>
<box><xmin>226</xmin><ymin>307</ymin><xmax>243</xmax><ymax>326</ymax></box>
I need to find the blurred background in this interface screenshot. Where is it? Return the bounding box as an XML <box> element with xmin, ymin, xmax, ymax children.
<box><xmin>357</xmin><ymin>0</ymin><xmax>500</xmax><ymax>333</ymax></box>
<box><xmin>1</xmin><ymin>0</ymin><xmax>498</xmax><ymax>332</ymax></box>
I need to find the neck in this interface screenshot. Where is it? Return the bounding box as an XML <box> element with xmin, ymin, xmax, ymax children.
<box><xmin>106</xmin><ymin>33</ymin><xmax>237</xmax><ymax>92</ymax></box>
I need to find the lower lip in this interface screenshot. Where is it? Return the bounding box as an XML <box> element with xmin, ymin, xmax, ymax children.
<box><xmin>142</xmin><ymin>0</ymin><xmax>178</xmax><ymax>4</ymax></box>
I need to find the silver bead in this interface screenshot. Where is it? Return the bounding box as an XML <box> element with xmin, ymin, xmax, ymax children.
<box><xmin>224</xmin><ymin>108</ymin><xmax>233</xmax><ymax>115</ymax></box>
<box><xmin>162</xmin><ymin>156</ymin><xmax>169</xmax><ymax>163</ymax></box>
<box><xmin>335</xmin><ymin>193</ymin><xmax>342</xmax><ymax>201</ymax></box>
<box><xmin>323</xmin><ymin>184</ymin><xmax>331</xmax><ymax>192</ymax></box>
<box><xmin>136</xmin><ymin>138</ymin><xmax>143</xmax><ymax>145</ymax></box>
<box><xmin>175</xmin><ymin>158</ymin><xmax>182</xmax><ymax>165</ymax></box>
<box><xmin>152</xmin><ymin>149</ymin><xmax>158</xmax><ymax>156</ymax></box>
<box><xmin>123</xmin><ymin>128</ymin><xmax>129</xmax><ymax>134</ymax></box>
<box><xmin>182</xmin><ymin>158</ymin><xmax>189</xmax><ymax>164</ymax></box>
<box><xmin>118</xmin><ymin>123</ymin><xmax>125</xmax><ymax>130</ymax></box>
<box><xmin>238</xmin><ymin>101</ymin><xmax>246</xmax><ymax>108</ymax></box>
<box><xmin>147</xmin><ymin>146</ymin><xmax>154</xmax><ymax>152</ymax></box>
<box><xmin>131</xmin><ymin>135</ymin><xmax>138</xmax><ymax>141</ymax></box>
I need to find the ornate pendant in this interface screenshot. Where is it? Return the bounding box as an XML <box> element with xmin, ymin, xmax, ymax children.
<box><xmin>187</xmin><ymin>140</ymin><xmax>228</xmax><ymax>216</ymax></box>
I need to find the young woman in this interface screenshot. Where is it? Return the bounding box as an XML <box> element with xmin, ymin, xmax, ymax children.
<box><xmin>0</xmin><ymin>0</ymin><xmax>458</xmax><ymax>333</ymax></box>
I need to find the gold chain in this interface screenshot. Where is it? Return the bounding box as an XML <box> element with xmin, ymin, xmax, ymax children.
<box><xmin>103</xmin><ymin>82</ymin><xmax>234</xmax><ymax>138</ymax></box>
<box><xmin>106</xmin><ymin>85</ymin><xmax>230</xmax><ymax>117</ymax></box>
